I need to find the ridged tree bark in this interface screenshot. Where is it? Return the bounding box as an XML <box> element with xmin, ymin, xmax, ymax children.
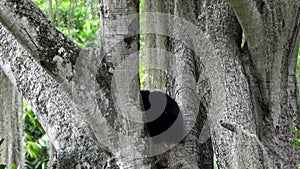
<box><xmin>0</xmin><ymin>1</ymin><xmax>108</xmax><ymax>168</ymax></box>
<box><xmin>99</xmin><ymin>0</ymin><xmax>146</xmax><ymax>168</ymax></box>
<box><xmin>167</xmin><ymin>0</ymin><xmax>214</xmax><ymax>168</ymax></box>
<box><xmin>198</xmin><ymin>0</ymin><xmax>299</xmax><ymax>168</ymax></box>
<box><xmin>0</xmin><ymin>70</ymin><xmax>24</xmax><ymax>169</ymax></box>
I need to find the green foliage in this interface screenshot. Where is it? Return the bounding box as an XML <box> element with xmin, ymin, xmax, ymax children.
<box><xmin>139</xmin><ymin>0</ymin><xmax>146</xmax><ymax>88</ymax></box>
<box><xmin>290</xmin><ymin>126</ymin><xmax>300</xmax><ymax>168</ymax></box>
<box><xmin>296</xmin><ymin>43</ymin><xmax>300</xmax><ymax>77</ymax></box>
<box><xmin>140</xmin><ymin>0</ymin><xmax>144</xmax><ymax>13</ymax></box>
<box><xmin>139</xmin><ymin>55</ymin><xmax>146</xmax><ymax>89</ymax></box>
<box><xmin>33</xmin><ymin>0</ymin><xmax>100</xmax><ymax>47</ymax></box>
<box><xmin>22</xmin><ymin>102</ymin><xmax>50</xmax><ymax>169</ymax></box>
<box><xmin>290</xmin><ymin>126</ymin><xmax>300</xmax><ymax>147</ymax></box>
<box><xmin>0</xmin><ymin>136</ymin><xmax>6</xmax><ymax>169</ymax></box>
<box><xmin>11</xmin><ymin>163</ymin><xmax>18</xmax><ymax>169</ymax></box>
<box><xmin>53</xmin><ymin>1</ymin><xmax>100</xmax><ymax>47</ymax></box>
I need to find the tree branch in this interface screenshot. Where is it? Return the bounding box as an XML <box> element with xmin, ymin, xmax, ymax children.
<box><xmin>228</xmin><ymin>0</ymin><xmax>265</xmax><ymax>48</ymax></box>
<box><xmin>0</xmin><ymin>23</ymin><xmax>115</xmax><ymax>167</ymax></box>
<box><xmin>0</xmin><ymin>0</ymin><xmax>81</xmax><ymax>83</ymax></box>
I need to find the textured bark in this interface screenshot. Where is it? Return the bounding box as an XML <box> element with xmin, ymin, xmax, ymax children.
<box><xmin>0</xmin><ymin>0</ymin><xmax>144</xmax><ymax>168</ymax></box>
<box><xmin>229</xmin><ymin>0</ymin><xmax>300</xmax><ymax>168</ymax></box>
<box><xmin>0</xmin><ymin>0</ymin><xmax>80</xmax><ymax>84</ymax></box>
<box><xmin>199</xmin><ymin>0</ymin><xmax>266</xmax><ymax>168</ymax></box>
<box><xmin>100</xmin><ymin>0</ymin><xmax>146</xmax><ymax>168</ymax></box>
<box><xmin>0</xmin><ymin>70</ymin><xmax>24</xmax><ymax>169</ymax></box>
<box><xmin>168</xmin><ymin>0</ymin><xmax>204</xmax><ymax>168</ymax></box>
<box><xmin>0</xmin><ymin>24</ymin><xmax>109</xmax><ymax>168</ymax></box>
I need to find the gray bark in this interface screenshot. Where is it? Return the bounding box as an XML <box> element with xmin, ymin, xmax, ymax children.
<box><xmin>229</xmin><ymin>0</ymin><xmax>300</xmax><ymax>168</ymax></box>
<box><xmin>0</xmin><ymin>70</ymin><xmax>24</xmax><ymax>169</ymax></box>
<box><xmin>99</xmin><ymin>0</ymin><xmax>147</xmax><ymax>168</ymax></box>
<box><xmin>195</xmin><ymin>0</ymin><xmax>272</xmax><ymax>168</ymax></box>
<box><xmin>143</xmin><ymin>0</ymin><xmax>169</xmax><ymax>91</ymax></box>
<box><xmin>169</xmin><ymin>0</ymin><xmax>206</xmax><ymax>168</ymax></box>
<box><xmin>0</xmin><ymin>0</ymin><xmax>80</xmax><ymax>85</ymax></box>
<box><xmin>192</xmin><ymin>0</ymin><xmax>300</xmax><ymax>168</ymax></box>
<box><xmin>0</xmin><ymin>0</ymin><xmax>145</xmax><ymax>168</ymax></box>
<box><xmin>0</xmin><ymin>24</ymin><xmax>109</xmax><ymax>168</ymax></box>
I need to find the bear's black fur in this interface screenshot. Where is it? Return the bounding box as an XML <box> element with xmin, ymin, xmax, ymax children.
<box><xmin>141</xmin><ymin>90</ymin><xmax>184</xmax><ymax>143</ymax></box>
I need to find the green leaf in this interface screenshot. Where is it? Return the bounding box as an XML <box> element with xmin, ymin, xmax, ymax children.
<box><xmin>12</xmin><ymin>163</ymin><xmax>18</xmax><ymax>169</ymax></box>
<box><xmin>0</xmin><ymin>164</ymin><xmax>6</xmax><ymax>169</ymax></box>
<box><xmin>25</xmin><ymin>141</ymin><xmax>41</xmax><ymax>159</ymax></box>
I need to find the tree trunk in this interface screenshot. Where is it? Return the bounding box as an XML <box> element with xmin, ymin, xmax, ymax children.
<box><xmin>228</xmin><ymin>0</ymin><xmax>300</xmax><ymax>168</ymax></box>
<box><xmin>98</xmin><ymin>0</ymin><xmax>147</xmax><ymax>168</ymax></box>
<box><xmin>143</xmin><ymin>0</ymin><xmax>169</xmax><ymax>90</ymax></box>
<box><xmin>0</xmin><ymin>70</ymin><xmax>24</xmax><ymax>168</ymax></box>
<box><xmin>167</xmin><ymin>0</ymin><xmax>213</xmax><ymax>168</ymax></box>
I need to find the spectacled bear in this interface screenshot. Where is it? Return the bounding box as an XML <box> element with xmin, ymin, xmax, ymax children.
<box><xmin>140</xmin><ymin>90</ymin><xmax>184</xmax><ymax>143</ymax></box>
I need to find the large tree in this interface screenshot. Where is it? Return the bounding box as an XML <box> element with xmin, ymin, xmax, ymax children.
<box><xmin>0</xmin><ymin>70</ymin><xmax>24</xmax><ymax>169</ymax></box>
<box><xmin>0</xmin><ymin>0</ymin><xmax>299</xmax><ymax>168</ymax></box>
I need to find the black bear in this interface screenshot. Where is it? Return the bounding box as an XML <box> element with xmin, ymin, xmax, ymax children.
<box><xmin>140</xmin><ymin>90</ymin><xmax>184</xmax><ymax>143</ymax></box>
